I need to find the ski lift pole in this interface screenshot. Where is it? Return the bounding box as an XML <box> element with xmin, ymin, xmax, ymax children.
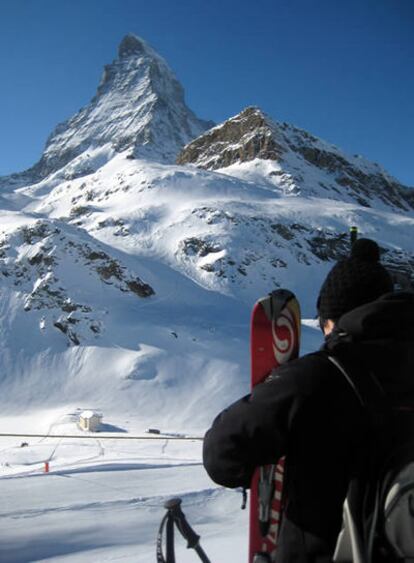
<box><xmin>157</xmin><ymin>498</ymin><xmax>211</xmax><ymax>563</ymax></box>
<box><xmin>350</xmin><ymin>226</ymin><xmax>358</xmax><ymax>248</ymax></box>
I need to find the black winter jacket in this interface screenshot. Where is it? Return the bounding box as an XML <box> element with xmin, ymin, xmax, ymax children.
<box><xmin>203</xmin><ymin>292</ymin><xmax>414</xmax><ymax>562</ymax></box>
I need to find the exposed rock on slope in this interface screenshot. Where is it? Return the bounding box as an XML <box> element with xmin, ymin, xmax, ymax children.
<box><xmin>177</xmin><ymin>107</ymin><xmax>283</xmax><ymax>169</ymax></box>
<box><xmin>177</xmin><ymin>107</ymin><xmax>413</xmax><ymax>211</ymax></box>
<box><xmin>0</xmin><ymin>218</ymin><xmax>154</xmax><ymax>346</ymax></box>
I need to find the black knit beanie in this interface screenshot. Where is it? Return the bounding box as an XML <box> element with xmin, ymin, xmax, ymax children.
<box><xmin>317</xmin><ymin>238</ymin><xmax>393</xmax><ymax>322</ymax></box>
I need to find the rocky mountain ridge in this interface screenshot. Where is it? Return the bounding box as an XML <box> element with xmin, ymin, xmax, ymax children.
<box><xmin>177</xmin><ymin>107</ymin><xmax>413</xmax><ymax>212</ymax></box>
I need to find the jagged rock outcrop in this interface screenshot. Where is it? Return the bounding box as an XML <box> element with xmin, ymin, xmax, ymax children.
<box><xmin>177</xmin><ymin>107</ymin><xmax>413</xmax><ymax>211</ymax></box>
<box><xmin>0</xmin><ymin>219</ymin><xmax>154</xmax><ymax>345</ymax></box>
<box><xmin>177</xmin><ymin>107</ymin><xmax>284</xmax><ymax>169</ymax></box>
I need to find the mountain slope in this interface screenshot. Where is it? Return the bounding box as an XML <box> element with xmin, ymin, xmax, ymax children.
<box><xmin>12</xmin><ymin>151</ymin><xmax>414</xmax><ymax>314</ymax></box>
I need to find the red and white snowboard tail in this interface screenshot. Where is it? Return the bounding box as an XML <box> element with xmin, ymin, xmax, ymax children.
<box><xmin>249</xmin><ymin>290</ymin><xmax>301</xmax><ymax>563</ymax></box>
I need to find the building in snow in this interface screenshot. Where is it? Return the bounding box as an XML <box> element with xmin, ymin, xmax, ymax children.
<box><xmin>78</xmin><ymin>410</ymin><xmax>103</xmax><ymax>432</ymax></box>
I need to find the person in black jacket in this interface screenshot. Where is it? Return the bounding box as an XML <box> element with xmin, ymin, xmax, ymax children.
<box><xmin>203</xmin><ymin>239</ymin><xmax>414</xmax><ymax>562</ymax></box>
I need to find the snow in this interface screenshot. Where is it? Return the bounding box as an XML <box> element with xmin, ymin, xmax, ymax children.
<box><xmin>0</xmin><ymin>414</ymin><xmax>247</xmax><ymax>562</ymax></box>
<box><xmin>79</xmin><ymin>410</ymin><xmax>101</xmax><ymax>420</ymax></box>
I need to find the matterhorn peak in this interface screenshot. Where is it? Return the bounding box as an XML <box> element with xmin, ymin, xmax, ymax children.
<box><xmin>116</xmin><ymin>33</ymin><xmax>164</xmax><ymax>64</ymax></box>
<box><xmin>118</xmin><ymin>33</ymin><xmax>148</xmax><ymax>58</ymax></box>
<box><xmin>6</xmin><ymin>34</ymin><xmax>212</xmax><ymax>184</ymax></box>
<box><xmin>95</xmin><ymin>33</ymin><xmax>180</xmax><ymax>101</ymax></box>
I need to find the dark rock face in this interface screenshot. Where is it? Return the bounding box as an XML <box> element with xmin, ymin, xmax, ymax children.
<box><xmin>177</xmin><ymin>107</ymin><xmax>284</xmax><ymax>170</ymax></box>
<box><xmin>118</xmin><ymin>34</ymin><xmax>147</xmax><ymax>58</ymax></box>
<box><xmin>297</xmin><ymin>146</ymin><xmax>349</xmax><ymax>173</ymax></box>
<box><xmin>294</xmin><ymin>144</ymin><xmax>410</xmax><ymax>211</ymax></box>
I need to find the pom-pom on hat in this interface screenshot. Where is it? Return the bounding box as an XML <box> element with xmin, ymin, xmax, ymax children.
<box><xmin>317</xmin><ymin>238</ymin><xmax>393</xmax><ymax>322</ymax></box>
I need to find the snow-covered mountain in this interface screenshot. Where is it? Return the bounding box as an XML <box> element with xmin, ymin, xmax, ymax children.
<box><xmin>1</xmin><ymin>34</ymin><xmax>213</xmax><ymax>189</ymax></box>
<box><xmin>0</xmin><ymin>34</ymin><xmax>413</xmax><ymax>428</ymax></box>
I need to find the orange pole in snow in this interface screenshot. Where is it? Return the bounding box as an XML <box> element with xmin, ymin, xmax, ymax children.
<box><xmin>44</xmin><ymin>461</ymin><xmax>49</xmax><ymax>473</ymax></box>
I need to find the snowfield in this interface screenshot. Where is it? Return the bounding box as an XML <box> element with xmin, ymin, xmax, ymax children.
<box><xmin>0</xmin><ymin>323</ymin><xmax>321</xmax><ymax>563</ymax></box>
<box><xmin>0</xmin><ymin>430</ymin><xmax>246</xmax><ymax>563</ymax></box>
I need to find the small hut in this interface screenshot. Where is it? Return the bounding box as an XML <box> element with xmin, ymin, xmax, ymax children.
<box><xmin>79</xmin><ymin>410</ymin><xmax>102</xmax><ymax>432</ymax></box>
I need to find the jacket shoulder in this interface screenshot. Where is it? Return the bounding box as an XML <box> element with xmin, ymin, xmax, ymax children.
<box><xmin>268</xmin><ymin>351</ymin><xmax>334</xmax><ymax>395</ymax></box>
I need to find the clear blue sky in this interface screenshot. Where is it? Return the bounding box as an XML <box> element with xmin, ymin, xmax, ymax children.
<box><xmin>1</xmin><ymin>0</ymin><xmax>413</xmax><ymax>185</ymax></box>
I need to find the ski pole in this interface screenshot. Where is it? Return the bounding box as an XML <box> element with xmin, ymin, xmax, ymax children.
<box><xmin>258</xmin><ymin>465</ymin><xmax>275</xmax><ymax>536</ymax></box>
<box><xmin>157</xmin><ymin>497</ymin><xmax>211</xmax><ymax>563</ymax></box>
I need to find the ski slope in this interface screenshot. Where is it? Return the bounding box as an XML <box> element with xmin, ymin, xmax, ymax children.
<box><xmin>0</xmin><ymin>432</ymin><xmax>247</xmax><ymax>563</ymax></box>
<box><xmin>0</xmin><ymin>321</ymin><xmax>322</xmax><ymax>563</ymax></box>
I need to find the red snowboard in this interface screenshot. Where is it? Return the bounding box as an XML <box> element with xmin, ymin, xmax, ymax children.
<box><xmin>249</xmin><ymin>289</ymin><xmax>301</xmax><ymax>563</ymax></box>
